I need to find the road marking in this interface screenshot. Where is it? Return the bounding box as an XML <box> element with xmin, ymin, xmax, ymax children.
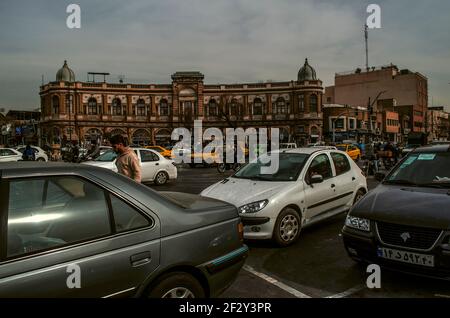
<box><xmin>325</xmin><ymin>285</ymin><xmax>365</xmax><ymax>298</ymax></box>
<box><xmin>243</xmin><ymin>265</ymin><xmax>311</xmax><ymax>298</ymax></box>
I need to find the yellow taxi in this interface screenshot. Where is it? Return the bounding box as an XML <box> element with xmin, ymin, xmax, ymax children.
<box><xmin>145</xmin><ymin>145</ymin><xmax>174</xmax><ymax>158</ymax></box>
<box><xmin>336</xmin><ymin>144</ymin><xmax>361</xmax><ymax>160</ymax></box>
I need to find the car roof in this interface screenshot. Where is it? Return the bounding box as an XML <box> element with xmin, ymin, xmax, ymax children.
<box><xmin>274</xmin><ymin>147</ymin><xmax>342</xmax><ymax>155</ymax></box>
<box><xmin>411</xmin><ymin>144</ymin><xmax>450</xmax><ymax>153</ymax></box>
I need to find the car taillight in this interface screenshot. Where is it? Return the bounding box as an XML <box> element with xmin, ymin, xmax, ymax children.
<box><xmin>238</xmin><ymin>222</ymin><xmax>244</xmax><ymax>242</ymax></box>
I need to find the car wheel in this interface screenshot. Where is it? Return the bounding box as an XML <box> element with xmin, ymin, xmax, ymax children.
<box><xmin>154</xmin><ymin>171</ymin><xmax>169</xmax><ymax>185</ymax></box>
<box><xmin>353</xmin><ymin>189</ymin><xmax>365</xmax><ymax>205</ymax></box>
<box><xmin>37</xmin><ymin>157</ymin><xmax>46</xmax><ymax>162</ymax></box>
<box><xmin>147</xmin><ymin>272</ymin><xmax>205</xmax><ymax>298</ymax></box>
<box><xmin>273</xmin><ymin>207</ymin><xmax>301</xmax><ymax>247</ymax></box>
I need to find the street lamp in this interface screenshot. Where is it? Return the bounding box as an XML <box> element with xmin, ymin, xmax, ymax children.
<box><xmin>332</xmin><ymin>105</ymin><xmax>350</xmax><ymax>143</ymax></box>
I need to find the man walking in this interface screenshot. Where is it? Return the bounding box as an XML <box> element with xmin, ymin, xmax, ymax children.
<box><xmin>110</xmin><ymin>135</ymin><xmax>142</xmax><ymax>183</ymax></box>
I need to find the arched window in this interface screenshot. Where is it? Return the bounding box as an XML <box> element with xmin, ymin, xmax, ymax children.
<box><xmin>159</xmin><ymin>99</ymin><xmax>169</xmax><ymax>116</ymax></box>
<box><xmin>52</xmin><ymin>96</ymin><xmax>60</xmax><ymax>114</ymax></box>
<box><xmin>253</xmin><ymin>98</ymin><xmax>263</xmax><ymax>115</ymax></box>
<box><xmin>208</xmin><ymin>99</ymin><xmax>217</xmax><ymax>116</ymax></box>
<box><xmin>110</xmin><ymin>128</ymin><xmax>126</xmax><ymax>137</ymax></box>
<box><xmin>309</xmin><ymin>94</ymin><xmax>318</xmax><ymax>113</ymax></box>
<box><xmin>132</xmin><ymin>129</ymin><xmax>151</xmax><ymax>146</ymax></box>
<box><xmin>112</xmin><ymin>98</ymin><xmax>122</xmax><ymax>115</ymax></box>
<box><xmin>88</xmin><ymin>98</ymin><xmax>98</xmax><ymax>115</ymax></box>
<box><xmin>230</xmin><ymin>98</ymin><xmax>239</xmax><ymax>116</ymax></box>
<box><xmin>137</xmin><ymin>98</ymin><xmax>146</xmax><ymax>116</ymax></box>
<box><xmin>275</xmin><ymin>97</ymin><xmax>287</xmax><ymax>114</ymax></box>
<box><xmin>298</xmin><ymin>94</ymin><xmax>305</xmax><ymax>112</ymax></box>
<box><xmin>65</xmin><ymin>94</ymin><xmax>73</xmax><ymax>114</ymax></box>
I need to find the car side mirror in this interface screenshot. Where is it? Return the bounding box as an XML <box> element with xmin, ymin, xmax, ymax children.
<box><xmin>375</xmin><ymin>172</ymin><xmax>386</xmax><ymax>182</ymax></box>
<box><xmin>310</xmin><ymin>174</ymin><xmax>324</xmax><ymax>184</ymax></box>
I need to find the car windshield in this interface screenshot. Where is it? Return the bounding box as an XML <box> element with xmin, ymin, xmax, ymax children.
<box><xmin>95</xmin><ymin>149</ymin><xmax>118</xmax><ymax>162</ymax></box>
<box><xmin>385</xmin><ymin>152</ymin><xmax>450</xmax><ymax>188</ymax></box>
<box><xmin>233</xmin><ymin>153</ymin><xmax>309</xmax><ymax>181</ymax></box>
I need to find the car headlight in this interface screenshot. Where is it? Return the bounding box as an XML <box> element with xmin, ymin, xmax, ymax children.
<box><xmin>345</xmin><ymin>215</ymin><xmax>370</xmax><ymax>232</ymax></box>
<box><xmin>238</xmin><ymin>200</ymin><xmax>268</xmax><ymax>214</ymax></box>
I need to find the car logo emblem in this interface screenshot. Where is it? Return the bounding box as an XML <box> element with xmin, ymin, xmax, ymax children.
<box><xmin>400</xmin><ymin>232</ymin><xmax>411</xmax><ymax>242</ymax></box>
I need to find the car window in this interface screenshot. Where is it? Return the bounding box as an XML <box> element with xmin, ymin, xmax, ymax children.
<box><xmin>1</xmin><ymin>149</ymin><xmax>16</xmax><ymax>156</ymax></box>
<box><xmin>7</xmin><ymin>177</ymin><xmax>111</xmax><ymax>258</ymax></box>
<box><xmin>140</xmin><ymin>150</ymin><xmax>159</xmax><ymax>162</ymax></box>
<box><xmin>95</xmin><ymin>149</ymin><xmax>117</xmax><ymax>162</ymax></box>
<box><xmin>307</xmin><ymin>154</ymin><xmax>333</xmax><ymax>181</ymax></box>
<box><xmin>331</xmin><ymin>152</ymin><xmax>351</xmax><ymax>176</ymax></box>
<box><xmin>110</xmin><ymin>195</ymin><xmax>151</xmax><ymax>232</ymax></box>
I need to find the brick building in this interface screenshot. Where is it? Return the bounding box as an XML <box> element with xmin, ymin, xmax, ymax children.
<box><xmin>40</xmin><ymin>59</ymin><xmax>324</xmax><ymax>147</ymax></box>
<box><xmin>324</xmin><ymin>64</ymin><xmax>428</xmax><ymax>144</ymax></box>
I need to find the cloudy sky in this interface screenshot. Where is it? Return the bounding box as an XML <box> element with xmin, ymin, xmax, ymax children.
<box><xmin>0</xmin><ymin>0</ymin><xmax>449</xmax><ymax>112</ymax></box>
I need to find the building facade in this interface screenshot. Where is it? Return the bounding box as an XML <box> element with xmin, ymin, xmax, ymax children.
<box><xmin>40</xmin><ymin>60</ymin><xmax>324</xmax><ymax>147</ymax></box>
<box><xmin>324</xmin><ymin>64</ymin><xmax>428</xmax><ymax>144</ymax></box>
<box><xmin>427</xmin><ymin>106</ymin><xmax>450</xmax><ymax>142</ymax></box>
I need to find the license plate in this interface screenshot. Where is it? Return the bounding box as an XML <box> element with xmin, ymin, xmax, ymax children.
<box><xmin>377</xmin><ymin>247</ymin><xmax>434</xmax><ymax>267</ymax></box>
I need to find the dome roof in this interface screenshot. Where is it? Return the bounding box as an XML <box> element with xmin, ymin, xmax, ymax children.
<box><xmin>56</xmin><ymin>60</ymin><xmax>76</xmax><ymax>82</ymax></box>
<box><xmin>297</xmin><ymin>58</ymin><xmax>317</xmax><ymax>82</ymax></box>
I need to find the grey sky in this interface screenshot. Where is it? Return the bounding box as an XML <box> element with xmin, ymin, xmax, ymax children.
<box><xmin>0</xmin><ymin>0</ymin><xmax>449</xmax><ymax>112</ymax></box>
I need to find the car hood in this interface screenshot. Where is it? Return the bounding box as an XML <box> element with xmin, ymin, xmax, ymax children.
<box><xmin>352</xmin><ymin>184</ymin><xmax>450</xmax><ymax>229</ymax></box>
<box><xmin>201</xmin><ymin>177</ymin><xmax>290</xmax><ymax>207</ymax></box>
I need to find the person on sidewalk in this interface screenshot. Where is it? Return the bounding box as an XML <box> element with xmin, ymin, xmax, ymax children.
<box><xmin>110</xmin><ymin>135</ymin><xmax>142</xmax><ymax>183</ymax></box>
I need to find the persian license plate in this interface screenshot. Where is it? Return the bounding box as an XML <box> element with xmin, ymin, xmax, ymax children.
<box><xmin>377</xmin><ymin>247</ymin><xmax>434</xmax><ymax>267</ymax></box>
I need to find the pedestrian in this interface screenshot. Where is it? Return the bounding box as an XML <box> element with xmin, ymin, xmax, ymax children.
<box><xmin>110</xmin><ymin>135</ymin><xmax>142</xmax><ymax>183</ymax></box>
<box><xmin>22</xmin><ymin>144</ymin><xmax>35</xmax><ymax>161</ymax></box>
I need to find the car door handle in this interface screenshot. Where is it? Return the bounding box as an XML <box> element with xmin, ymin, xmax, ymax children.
<box><xmin>331</xmin><ymin>184</ymin><xmax>336</xmax><ymax>188</ymax></box>
<box><xmin>352</xmin><ymin>177</ymin><xmax>356</xmax><ymax>181</ymax></box>
<box><xmin>155</xmin><ymin>162</ymin><xmax>159</xmax><ymax>166</ymax></box>
<box><xmin>130</xmin><ymin>251</ymin><xmax>151</xmax><ymax>267</ymax></box>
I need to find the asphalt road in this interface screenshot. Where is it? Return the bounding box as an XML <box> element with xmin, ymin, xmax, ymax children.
<box><xmin>146</xmin><ymin>165</ymin><xmax>450</xmax><ymax>298</ymax></box>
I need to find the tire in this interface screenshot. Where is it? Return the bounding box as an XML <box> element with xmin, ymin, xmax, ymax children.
<box><xmin>154</xmin><ymin>171</ymin><xmax>169</xmax><ymax>185</ymax></box>
<box><xmin>147</xmin><ymin>272</ymin><xmax>205</xmax><ymax>298</ymax></box>
<box><xmin>37</xmin><ymin>157</ymin><xmax>46</xmax><ymax>162</ymax></box>
<box><xmin>217</xmin><ymin>163</ymin><xmax>226</xmax><ymax>173</ymax></box>
<box><xmin>353</xmin><ymin>189</ymin><xmax>365</xmax><ymax>205</ymax></box>
<box><xmin>273</xmin><ymin>207</ymin><xmax>301</xmax><ymax>247</ymax></box>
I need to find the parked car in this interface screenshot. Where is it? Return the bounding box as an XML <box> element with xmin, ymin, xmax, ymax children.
<box><xmin>201</xmin><ymin>148</ymin><xmax>367</xmax><ymax>246</ymax></box>
<box><xmin>16</xmin><ymin>145</ymin><xmax>49</xmax><ymax>162</ymax></box>
<box><xmin>342</xmin><ymin>144</ymin><xmax>450</xmax><ymax>279</ymax></box>
<box><xmin>280</xmin><ymin>143</ymin><xmax>297</xmax><ymax>149</ymax></box>
<box><xmin>145</xmin><ymin>145</ymin><xmax>174</xmax><ymax>159</ymax></box>
<box><xmin>83</xmin><ymin>148</ymin><xmax>177</xmax><ymax>185</ymax></box>
<box><xmin>0</xmin><ymin>162</ymin><xmax>247</xmax><ymax>297</ymax></box>
<box><xmin>0</xmin><ymin>148</ymin><xmax>23</xmax><ymax>162</ymax></box>
<box><xmin>336</xmin><ymin>144</ymin><xmax>361</xmax><ymax>161</ymax></box>
<box><xmin>401</xmin><ymin>143</ymin><xmax>421</xmax><ymax>157</ymax></box>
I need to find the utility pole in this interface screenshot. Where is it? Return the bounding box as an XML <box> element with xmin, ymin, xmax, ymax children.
<box><xmin>365</xmin><ymin>24</ymin><xmax>369</xmax><ymax>72</ymax></box>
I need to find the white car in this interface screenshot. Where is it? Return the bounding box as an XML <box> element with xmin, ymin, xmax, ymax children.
<box><xmin>16</xmin><ymin>145</ymin><xmax>49</xmax><ymax>161</ymax></box>
<box><xmin>201</xmin><ymin>148</ymin><xmax>367</xmax><ymax>246</ymax></box>
<box><xmin>83</xmin><ymin>148</ymin><xmax>177</xmax><ymax>184</ymax></box>
<box><xmin>0</xmin><ymin>148</ymin><xmax>23</xmax><ymax>162</ymax></box>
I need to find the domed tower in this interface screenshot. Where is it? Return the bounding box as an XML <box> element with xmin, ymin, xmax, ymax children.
<box><xmin>56</xmin><ymin>60</ymin><xmax>76</xmax><ymax>82</ymax></box>
<box><xmin>297</xmin><ymin>58</ymin><xmax>317</xmax><ymax>82</ymax></box>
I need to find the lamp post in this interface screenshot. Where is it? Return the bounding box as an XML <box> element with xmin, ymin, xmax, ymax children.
<box><xmin>332</xmin><ymin>105</ymin><xmax>350</xmax><ymax>143</ymax></box>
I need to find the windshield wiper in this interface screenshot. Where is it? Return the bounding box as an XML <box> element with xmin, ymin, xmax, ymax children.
<box><xmin>383</xmin><ymin>179</ymin><xmax>419</xmax><ymax>186</ymax></box>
